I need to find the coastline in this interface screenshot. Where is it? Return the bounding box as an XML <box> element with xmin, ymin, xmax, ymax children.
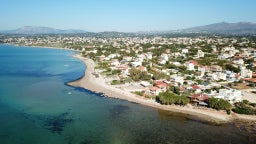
<box><xmin>67</xmin><ymin>54</ymin><xmax>256</xmax><ymax>124</ymax></box>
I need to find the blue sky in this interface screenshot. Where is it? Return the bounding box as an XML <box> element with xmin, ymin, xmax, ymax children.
<box><xmin>0</xmin><ymin>0</ymin><xmax>256</xmax><ymax>32</ymax></box>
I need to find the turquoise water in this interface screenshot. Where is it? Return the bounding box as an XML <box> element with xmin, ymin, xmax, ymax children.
<box><xmin>0</xmin><ymin>44</ymin><xmax>255</xmax><ymax>144</ymax></box>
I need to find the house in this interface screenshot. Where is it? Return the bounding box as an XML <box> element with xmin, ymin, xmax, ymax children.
<box><xmin>215</xmin><ymin>89</ymin><xmax>242</xmax><ymax>103</ymax></box>
<box><xmin>145</xmin><ymin>52</ymin><xmax>153</xmax><ymax>60</ymax></box>
<box><xmin>225</xmin><ymin>71</ymin><xmax>237</xmax><ymax>82</ymax></box>
<box><xmin>240</xmin><ymin>66</ymin><xmax>252</xmax><ymax>78</ymax></box>
<box><xmin>149</xmin><ymin>86</ymin><xmax>161</xmax><ymax>95</ymax></box>
<box><xmin>96</xmin><ymin>55</ymin><xmax>106</xmax><ymax>61</ymax></box>
<box><xmin>217</xmin><ymin>72</ymin><xmax>227</xmax><ymax>80</ymax></box>
<box><xmin>197</xmin><ymin>50</ymin><xmax>205</xmax><ymax>58</ymax></box>
<box><xmin>189</xmin><ymin>85</ymin><xmax>202</xmax><ymax>93</ymax></box>
<box><xmin>161</xmin><ymin>54</ymin><xmax>169</xmax><ymax>61</ymax></box>
<box><xmin>170</xmin><ymin>74</ymin><xmax>184</xmax><ymax>86</ymax></box>
<box><xmin>108</xmin><ymin>53</ymin><xmax>118</xmax><ymax>59</ymax></box>
<box><xmin>131</xmin><ymin>61</ymin><xmax>142</xmax><ymax>67</ymax></box>
<box><xmin>186</xmin><ymin>60</ymin><xmax>198</xmax><ymax>71</ymax></box>
<box><xmin>181</xmin><ymin>48</ymin><xmax>189</xmax><ymax>54</ymax></box>
<box><xmin>233</xmin><ymin>58</ymin><xmax>244</xmax><ymax>65</ymax></box>
<box><xmin>186</xmin><ymin>62</ymin><xmax>195</xmax><ymax>71</ymax></box>
<box><xmin>117</xmin><ymin>65</ymin><xmax>130</xmax><ymax>76</ymax></box>
<box><xmin>188</xmin><ymin>94</ymin><xmax>209</xmax><ymax>106</ymax></box>
<box><xmin>156</xmin><ymin>83</ymin><xmax>168</xmax><ymax>92</ymax></box>
<box><xmin>140</xmin><ymin>81</ymin><xmax>152</xmax><ymax>87</ymax></box>
<box><xmin>122</xmin><ymin>56</ymin><xmax>133</xmax><ymax>62</ymax></box>
<box><xmin>111</xmin><ymin>59</ymin><xmax>120</xmax><ymax>67</ymax></box>
<box><xmin>210</xmin><ymin>65</ymin><xmax>222</xmax><ymax>72</ymax></box>
<box><xmin>137</xmin><ymin>66</ymin><xmax>147</xmax><ymax>72</ymax></box>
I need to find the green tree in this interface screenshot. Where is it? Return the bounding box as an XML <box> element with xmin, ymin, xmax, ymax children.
<box><xmin>208</xmin><ymin>98</ymin><xmax>231</xmax><ymax>110</ymax></box>
<box><xmin>157</xmin><ymin>92</ymin><xmax>189</xmax><ymax>105</ymax></box>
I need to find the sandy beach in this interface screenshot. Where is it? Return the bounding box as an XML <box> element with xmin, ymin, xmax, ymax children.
<box><xmin>68</xmin><ymin>54</ymin><xmax>256</xmax><ymax>124</ymax></box>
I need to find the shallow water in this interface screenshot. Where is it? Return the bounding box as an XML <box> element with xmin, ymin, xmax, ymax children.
<box><xmin>0</xmin><ymin>45</ymin><xmax>255</xmax><ymax>144</ymax></box>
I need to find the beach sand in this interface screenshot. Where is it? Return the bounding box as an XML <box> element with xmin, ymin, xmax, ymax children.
<box><xmin>68</xmin><ymin>54</ymin><xmax>256</xmax><ymax>124</ymax></box>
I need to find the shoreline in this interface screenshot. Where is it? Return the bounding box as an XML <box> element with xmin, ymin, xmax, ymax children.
<box><xmin>67</xmin><ymin>54</ymin><xmax>256</xmax><ymax>124</ymax></box>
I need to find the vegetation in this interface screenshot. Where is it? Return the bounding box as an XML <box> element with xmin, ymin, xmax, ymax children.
<box><xmin>111</xmin><ymin>80</ymin><xmax>124</xmax><ymax>85</ymax></box>
<box><xmin>132</xmin><ymin>91</ymin><xmax>144</xmax><ymax>96</ymax></box>
<box><xmin>149</xmin><ymin>70</ymin><xmax>169</xmax><ymax>80</ymax></box>
<box><xmin>157</xmin><ymin>92</ymin><xmax>189</xmax><ymax>105</ymax></box>
<box><xmin>208</xmin><ymin>97</ymin><xmax>231</xmax><ymax>110</ymax></box>
<box><xmin>225</xmin><ymin>64</ymin><xmax>240</xmax><ymax>73</ymax></box>
<box><xmin>129</xmin><ymin>68</ymin><xmax>151</xmax><ymax>81</ymax></box>
<box><xmin>232</xmin><ymin>100</ymin><xmax>256</xmax><ymax>115</ymax></box>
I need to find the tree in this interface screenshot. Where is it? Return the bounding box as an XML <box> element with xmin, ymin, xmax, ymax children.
<box><xmin>129</xmin><ymin>68</ymin><xmax>151</xmax><ymax>81</ymax></box>
<box><xmin>157</xmin><ymin>92</ymin><xmax>189</xmax><ymax>105</ymax></box>
<box><xmin>208</xmin><ymin>98</ymin><xmax>231</xmax><ymax>110</ymax></box>
<box><xmin>225</xmin><ymin>64</ymin><xmax>240</xmax><ymax>73</ymax></box>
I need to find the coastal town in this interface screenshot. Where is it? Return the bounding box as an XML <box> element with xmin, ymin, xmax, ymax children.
<box><xmin>1</xmin><ymin>34</ymin><xmax>256</xmax><ymax>122</ymax></box>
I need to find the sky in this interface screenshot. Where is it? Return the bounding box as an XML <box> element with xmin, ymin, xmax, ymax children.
<box><xmin>0</xmin><ymin>0</ymin><xmax>256</xmax><ymax>32</ymax></box>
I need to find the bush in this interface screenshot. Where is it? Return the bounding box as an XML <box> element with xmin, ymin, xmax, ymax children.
<box><xmin>250</xmin><ymin>103</ymin><xmax>256</xmax><ymax>107</ymax></box>
<box><xmin>208</xmin><ymin>98</ymin><xmax>231</xmax><ymax>110</ymax></box>
<box><xmin>232</xmin><ymin>107</ymin><xmax>255</xmax><ymax>115</ymax></box>
<box><xmin>157</xmin><ymin>92</ymin><xmax>189</xmax><ymax>105</ymax></box>
<box><xmin>226</xmin><ymin>109</ymin><xmax>231</xmax><ymax>115</ymax></box>
<box><xmin>111</xmin><ymin>80</ymin><xmax>121</xmax><ymax>85</ymax></box>
<box><xmin>132</xmin><ymin>91</ymin><xmax>144</xmax><ymax>96</ymax></box>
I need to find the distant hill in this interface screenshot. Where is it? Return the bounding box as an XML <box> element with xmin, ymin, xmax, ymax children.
<box><xmin>1</xmin><ymin>22</ymin><xmax>256</xmax><ymax>35</ymax></box>
<box><xmin>182</xmin><ymin>22</ymin><xmax>256</xmax><ymax>35</ymax></box>
<box><xmin>0</xmin><ymin>26</ymin><xmax>86</xmax><ymax>34</ymax></box>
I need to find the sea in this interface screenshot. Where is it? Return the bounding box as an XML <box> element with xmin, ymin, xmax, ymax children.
<box><xmin>0</xmin><ymin>44</ymin><xmax>255</xmax><ymax>144</ymax></box>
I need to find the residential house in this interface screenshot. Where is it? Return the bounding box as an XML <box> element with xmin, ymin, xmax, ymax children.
<box><xmin>197</xmin><ymin>50</ymin><xmax>205</xmax><ymax>58</ymax></box>
<box><xmin>240</xmin><ymin>66</ymin><xmax>252</xmax><ymax>78</ymax></box>
<box><xmin>149</xmin><ymin>86</ymin><xmax>161</xmax><ymax>95</ymax></box>
<box><xmin>181</xmin><ymin>48</ymin><xmax>189</xmax><ymax>54</ymax></box>
<box><xmin>215</xmin><ymin>89</ymin><xmax>242</xmax><ymax>103</ymax></box>
<box><xmin>111</xmin><ymin>59</ymin><xmax>120</xmax><ymax>67</ymax></box>
<box><xmin>131</xmin><ymin>61</ymin><xmax>142</xmax><ymax>67</ymax></box>
<box><xmin>170</xmin><ymin>74</ymin><xmax>184</xmax><ymax>86</ymax></box>
<box><xmin>189</xmin><ymin>85</ymin><xmax>202</xmax><ymax>94</ymax></box>
<box><xmin>186</xmin><ymin>61</ymin><xmax>196</xmax><ymax>71</ymax></box>
<box><xmin>188</xmin><ymin>94</ymin><xmax>209</xmax><ymax>106</ymax></box>
<box><xmin>210</xmin><ymin>65</ymin><xmax>222</xmax><ymax>72</ymax></box>
<box><xmin>233</xmin><ymin>58</ymin><xmax>244</xmax><ymax>65</ymax></box>
<box><xmin>137</xmin><ymin>66</ymin><xmax>147</xmax><ymax>72</ymax></box>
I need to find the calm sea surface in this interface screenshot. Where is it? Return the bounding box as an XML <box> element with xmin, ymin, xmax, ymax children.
<box><xmin>0</xmin><ymin>44</ymin><xmax>255</xmax><ymax>144</ymax></box>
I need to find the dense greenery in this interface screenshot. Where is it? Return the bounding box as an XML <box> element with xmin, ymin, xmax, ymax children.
<box><xmin>149</xmin><ymin>70</ymin><xmax>169</xmax><ymax>80</ymax></box>
<box><xmin>129</xmin><ymin>68</ymin><xmax>151</xmax><ymax>81</ymax></box>
<box><xmin>232</xmin><ymin>100</ymin><xmax>256</xmax><ymax>115</ymax></box>
<box><xmin>208</xmin><ymin>97</ymin><xmax>231</xmax><ymax>110</ymax></box>
<box><xmin>225</xmin><ymin>64</ymin><xmax>240</xmax><ymax>73</ymax></box>
<box><xmin>157</xmin><ymin>92</ymin><xmax>189</xmax><ymax>105</ymax></box>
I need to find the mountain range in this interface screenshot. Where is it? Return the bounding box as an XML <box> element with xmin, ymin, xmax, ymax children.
<box><xmin>0</xmin><ymin>26</ymin><xmax>86</xmax><ymax>34</ymax></box>
<box><xmin>1</xmin><ymin>22</ymin><xmax>256</xmax><ymax>35</ymax></box>
<box><xmin>182</xmin><ymin>22</ymin><xmax>256</xmax><ymax>35</ymax></box>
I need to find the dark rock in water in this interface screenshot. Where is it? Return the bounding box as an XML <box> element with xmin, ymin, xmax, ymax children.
<box><xmin>44</xmin><ymin>112</ymin><xmax>74</xmax><ymax>134</ymax></box>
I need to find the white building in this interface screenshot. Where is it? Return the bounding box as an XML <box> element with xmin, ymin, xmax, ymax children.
<box><xmin>186</xmin><ymin>62</ymin><xmax>195</xmax><ymax>71</ymax></box>
<box><xmin>181</xmin><ymin>49</ymin><xmax>189</xmax><ymax>54</ymax></box>
<box><xmin>161</xmin><ymin>54</ymin><xmax>169</xmax><ymax>61</ymax></box>
<box><xmin>131</xmin><ymin>61</ymin><xmax>142</xmax><ymax>67</ymax></box>
<box><xmin>215</xmin><ymin>89</ymin><xmax>242</xmax><ymax>103</ymax></box>
<box><xmin>233</xmin><ymin>58</ymin><xmax>244</xmax><ymax>65</ymax></box>
<box><xmin>197</xmin><ymin>50</ymin><xmax>205</xmax><ymax>58</ymax></box>
<box><xmin>240</xmin><ymin>66</ymin><xmax>252</xmax><ymax>78</ymax></box>
<box><xmin>170</xmin><ymin>74</ymin><xmax>184</xmax><ymax>86</ymax></box>
<box><xmin>146</xmin><ymin>52</ymin><xmax>153</xmax><ymax>60</ymax></box>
